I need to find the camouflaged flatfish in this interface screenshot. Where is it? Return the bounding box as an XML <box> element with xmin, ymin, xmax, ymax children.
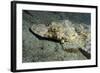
<box><xmin>30</xmin><ymin>20</ymin><xmax>91</xmax><ymax>54</ymax></box>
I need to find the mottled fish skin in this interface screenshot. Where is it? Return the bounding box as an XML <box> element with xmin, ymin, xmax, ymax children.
<box><xmin>31</xmin><ymin>20</ymin><xmax>91</xmax><ymax>54</ymax></box>
<box><xmin>31</xmin><ymin>24</ymin><xmax>48</xmax><ymax>37</ymax></box>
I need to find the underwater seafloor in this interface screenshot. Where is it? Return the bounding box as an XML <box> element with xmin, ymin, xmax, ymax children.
<box><xmin>22</xmin><ymin>10</ymin><xmax>91</xmax><ymax>63</ymax></box>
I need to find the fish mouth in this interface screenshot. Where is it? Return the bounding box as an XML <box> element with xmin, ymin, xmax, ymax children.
<box><xmin>29</xmin><ymin>28</ymin><xmax>60</xmax><ymax>43</ymax></box>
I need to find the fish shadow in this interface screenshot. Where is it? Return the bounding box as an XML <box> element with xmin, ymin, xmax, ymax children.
<box><xmin>79</xmin><ymin>48</ymin><xmax>91</xmax><ymax>59</ymax></box>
